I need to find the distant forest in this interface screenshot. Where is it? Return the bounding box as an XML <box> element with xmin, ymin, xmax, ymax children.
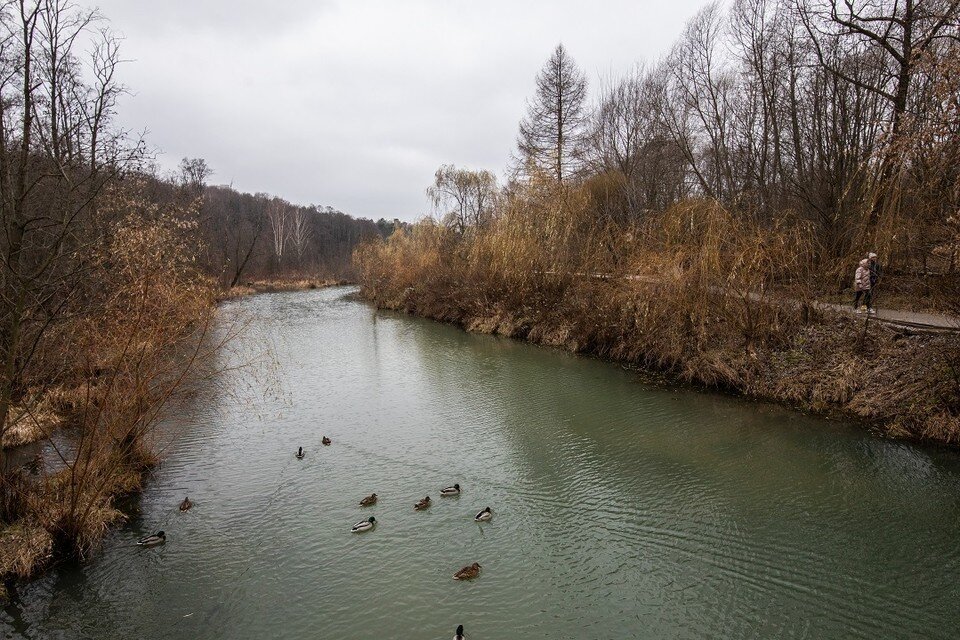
<box><xmin>165</xmin><ymin>159</ymin><xmax>405</xmax><ymax>285</ymax></box>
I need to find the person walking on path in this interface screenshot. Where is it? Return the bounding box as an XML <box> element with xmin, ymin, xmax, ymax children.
<box><xmin>867</xmin><ymin>251</ymin><xmax>882</xmax><ymax>293</ymax></box>
<box><xmin>854</xmin><ymin>258</ymin><xmax>874</xmax><ymax>313</ymax></box>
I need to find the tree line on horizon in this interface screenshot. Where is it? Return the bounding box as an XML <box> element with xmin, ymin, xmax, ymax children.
<box><xmin>166</xmin><ymin>158</ymin><xmax>401</xmax><ymax>287</ymax></box>
<box><xmin>424</xmin><ymin>0</ymin><xmax>960</xmax><ymax>284</ymax></box>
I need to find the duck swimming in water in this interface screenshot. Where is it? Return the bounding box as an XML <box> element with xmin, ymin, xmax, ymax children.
<box><xmin>137</xmin><ymin>531</ymin><xmax>166</xmax><ymax>547</ymax></box>
<box><xmin>414</xmin><ymin>496</ymin><xmax>431</xmax><ymax>511</ymax></box>
<box><xmin>296</xmin><ymin>447</ymin><xmax>305</xmax><ymax>459</ymax></box>
<box><xmin>474</xmin><ymin>507</ymin><xmax>492</xmax><ymax>522</ymax></box>
<box><xmin>351</xmin><ymin>516</ymin><xmax>376</xmax><ymax>533</ymax></box>
<box><xmin>454</xmin><ymin>624</ymin><xmax>466</xmax><ymax>639</ymax></box>
<box><xmin>440</xmin><ymin>483</ymin><xmax>461</xmax><ymax>496</ymax></box>
<box><xmin>453</xmin><ymin>562</ymin><xmax>481</xmax><ymax>580</ymax></box>
<box><xmin>179</xmin><ymin>497</ymin><xmax>193</xmax><ymax>512</ymax></box>
<box><xmin>321</xmin><ymin>436</ymin><xmax>332</xmax><ymax>446</ymax></box>
<box><xmin>359</xmin><ymin>493</ymin><xmax>377</xmax><ymax>506</ymax></box>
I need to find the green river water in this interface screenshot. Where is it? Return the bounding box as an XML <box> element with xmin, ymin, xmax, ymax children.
<box><xmin>2</xmin><ymin>287</ymin><xmax>959</xmax><ymax>639</ymax></box>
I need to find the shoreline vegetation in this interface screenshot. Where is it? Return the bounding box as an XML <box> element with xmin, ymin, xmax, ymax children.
<box><xmin>0</xmin><ymin>3</ymin><xmax>382</xmax><ymax>591</ymax></box>
<box><xmin>356</xmin><ymin>4</ymin><xmax>960</xmax><ymax>449</ymax></box>
<box><xmin>358</xmin><ymin>254</ymin><xmax>959</xmax><ymax>444</ymax></box>
<box><xmin>0</xmin><ymin>275</ymin><xmax>347</xmax><ymax>593</ymax></box>
<box><xmin>0</xmin><ymin>278</ymin><xmax>347</xmax><ymax>453</ymax></box>
<box><xmin>0</xmin><ymin>275</ymin><xmax>349</xmax><ymax>593</ymax></box>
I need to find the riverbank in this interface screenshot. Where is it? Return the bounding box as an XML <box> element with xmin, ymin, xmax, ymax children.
<box><xmin>357</xmin><ymin>268</ymin><xmax>960</xmax><ymax>446</ymax></box>
<box><xmin>0</xmin><ymin>276</ymin><xmax>352</xmax><ymax>590</ymax></box>
<box><xmin>0</xmin><ymin>290</ymin><xmax>218</xmax><ymax>591</ymax></box>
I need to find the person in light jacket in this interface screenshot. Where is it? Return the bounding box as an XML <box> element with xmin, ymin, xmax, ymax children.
<box><xmin>853</xmin><ymin>258</ymin><xmax>874</xmax><ymax>313</ymax></box>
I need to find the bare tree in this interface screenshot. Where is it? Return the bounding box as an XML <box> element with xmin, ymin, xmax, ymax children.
<box><xmin>0</xmin><ymin>0</ymin><xmax>139</xmax><ymax>489</ymax></box>
<box><xmin>290</xmin><ymin>206</ymin><xmax>313</xmax><ymax>264</ymax></box>
<box><xmin>800</xmin><ymin>0</ymin><xmax>960</xmax><ymax>139</ymax></box>
<box><xmin>799</xmin><ymin>0</ymin><xmax>960</xmax><ymax>220</ymax></box>
<box><xmin>587</xmin><ymin>65</ymin><xmax>689</xmax><ymax>221</ymax></box>
<box><xmin>266</xmin><ymin>198</ymin><xmax>288</xmax><ymax>260</ymax></box>
<box><xmin>427</xmin><ymin>164</ymin><xmax>498</xmax><ymax>234</ymax></box>
<box><xmin>516</xmin><ymin>43</ymin><xmax>588</xmax><ymax>183</ymax></box>
<box><xmin>179</xmin><ymin>157</ymin><xmax>211</xmax><ymax>194</ymax></box>
<box><xmin>661</xmin><ymin>2</ymin><xmax>747</xmax><ymax>203</ymax></box>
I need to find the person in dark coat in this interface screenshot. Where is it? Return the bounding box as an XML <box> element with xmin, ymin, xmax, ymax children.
<box><xmin>867</xmin><ymin>252</ymin><xmax>882</xmax><ymax>287</ymax></box>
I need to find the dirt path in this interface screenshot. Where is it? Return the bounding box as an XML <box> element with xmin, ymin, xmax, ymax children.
<box><xmin>821</xmin><ymin>302</ymin><xmax>959</xmax><ymax>331</ymax></box>
<box><xmin>615</xmin><ymin>273</ymin><xmax>960</xmax><ymax>332</ymax></box>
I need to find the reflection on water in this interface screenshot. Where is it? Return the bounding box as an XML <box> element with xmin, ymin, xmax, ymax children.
<box><xmin>2</xmin><ymin>287</ymin><xmax>959</xmax><ymax>639</ymax></box>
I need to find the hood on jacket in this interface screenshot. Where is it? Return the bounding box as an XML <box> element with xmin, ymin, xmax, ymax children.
<box><xmin>859</xmin><ymin>258</ymin><xmax>870</xmax><ymax>268</ymax></box>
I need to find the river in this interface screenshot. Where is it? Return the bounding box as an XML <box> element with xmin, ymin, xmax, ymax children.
<box><xmin>3</xmin><ymin>287</ymin><xmax>959</xmax><ymax>639</ymax></box>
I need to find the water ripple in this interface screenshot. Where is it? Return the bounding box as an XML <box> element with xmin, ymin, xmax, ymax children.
<box><xmin>3</xmin><ymin>288</ymin><xmax>960</xmax><ymax>640</ymax></box>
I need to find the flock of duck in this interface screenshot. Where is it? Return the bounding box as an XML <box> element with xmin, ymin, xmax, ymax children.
<box><xmin>134</xmin><ymin>437</ymin><xmax>481</xmax><ymax>638</ymax></box>
<box><xmin>350</xmin><ymin>479</ymin><xmax>491</xmax><ymax>584</ymax></box>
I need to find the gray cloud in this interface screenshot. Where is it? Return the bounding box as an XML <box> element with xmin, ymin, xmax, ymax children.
<box><xmin>95</xmin><ymin>0</ymin><xmax>706</xmax><ymax>220</ymax></box>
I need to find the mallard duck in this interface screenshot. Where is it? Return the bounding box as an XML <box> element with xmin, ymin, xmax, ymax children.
<box><xmin>474</xmin><ymin>507</ymin><xmax>492</xmax><ymax>522</ymax></box>
<box><xmin>351</xmin><ymin>516</ymin><xmax>376</xmax><ymax>533</ymax></box>
<box><xmin>414</xmin><ymin>496</ymin><xmax>431</xmax><ymax>511</ymax></box>
<box><xmin>179</xmin><ymin>497</ymin><xmax>193</xmax><ymax>512</ymax></box>
<box><xmin>454</xmin><ymin>624</ymin><xmax>465</xmax><ymax>640</ymax></box>
<box><xmin>137</xmin><ymin>531</ymin><xmax>166</xmax><ymax>547</ymax></box>
<box><xmin>440</xmin><ymin>483</ymin><xmax>461</xmax><ymax>496</ymax></box>
<box><xmin>453</xmin><ymin>562</ymin><xmax>481</xmax><ymax>580</ymax></box>
<box><xmin>321</xmin><ymin>436</ymin><xmax>332</xmax><ymax>446</ymax></box>
<box><xmin>296</xmin><ymin>447</ymin><xmax>305</xmax><ymax>459</ymax></box>
<box><xmin>359</xmin><ymin>493</ymin><xmax>377</xmax><ymax>506</ymax></box>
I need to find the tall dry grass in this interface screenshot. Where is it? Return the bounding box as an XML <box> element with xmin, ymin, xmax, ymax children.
<box><xmin>0</xmin><ymin>179</ymin><xmax>222</xmax><ymax>573</ymax></box>
<box><xmin>359</xmin><ymin>179</ymin><xmax>816</xmax><ymax>359</ymax></box>
<box><xmin>355</xmin><ymin>176</ymin><xmax>960</xmax><ymax>444</ymax></box>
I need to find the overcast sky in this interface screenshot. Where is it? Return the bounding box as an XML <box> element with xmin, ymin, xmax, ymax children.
<box><xmin>94</xmin><ymin>0</ymin><xmax>707</xmax><ymax>221</ymax></box>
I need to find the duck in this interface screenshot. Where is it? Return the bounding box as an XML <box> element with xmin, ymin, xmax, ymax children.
<box><xmin>179</xmin><ymin>496</ymin><xmax>193</xmax><ymax>512</ymax></box>
<box><xmin>296</xmin><ymin>447</ymin><xmax>305</xmax><ymax>459</ymax></box>
<box><xmin>440</xmin><ymin>483</ymin><xmax>461</xmax><ymax>496</ymax></box>
<box><xmin>474</xmin><ymin>507</ymin><xmax>492</xmax><ymax>522</ymax></box>
<box><xmin>321</xmin><ymin>436</ymin><xmax>332</xmax><ymax>446</ymax></box>
<box><xmin>453</xmin><ymin>562</ymin><xmax>481</xmax><ymax>580</ymax></box>
<box><xmin>414</xmin><ymin>496</ymin><xmax>431</xmax><ymax>511</ymax></box>
<box><xmin>137</xmin><ymin>531</ymin><xmax>166</xmax><ymax>547</ymax></box>
<box><xmin>351</xmin><ymin>516</ymin><xmax>376</xmax><ymax>533</ymax></box>
<box><xmin>359</xmin><ymin>493</ymin><xmax>378</xmax><ymax>506</ymax></box>
<box><xmin>454</xmin><ymin>624</ymin><xmax>466</xmax><ymax>640</ymax></box>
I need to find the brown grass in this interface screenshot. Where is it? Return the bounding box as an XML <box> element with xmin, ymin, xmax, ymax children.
<box><xmin>0</xmin><ymin>180</ymin><xmax>224</xmax><ymax>582</ymax></box>
<box><xmin>0</xmin><ymin>384</ymin><xmax>92</xmax><ymax>449</ymax></box>
<box><xmin>0</xmin><ymin>522</ymin><xmax>54</xmax><ymax>580</ymax></box>
<box><xmin>355</xmin><ymin>183</ymin><xmax>960</xmax><ymax>445</ymax></box>
<box><xmin>1</xmin><ymin>405</ymin><xmax>57</xmax><ymax>449</ymax></box>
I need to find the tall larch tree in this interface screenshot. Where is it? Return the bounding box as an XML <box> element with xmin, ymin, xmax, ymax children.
<box><xmin>516</xmin><ymin>43</ymin><xmax>588</xmax><ymax>183</ymax></box>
